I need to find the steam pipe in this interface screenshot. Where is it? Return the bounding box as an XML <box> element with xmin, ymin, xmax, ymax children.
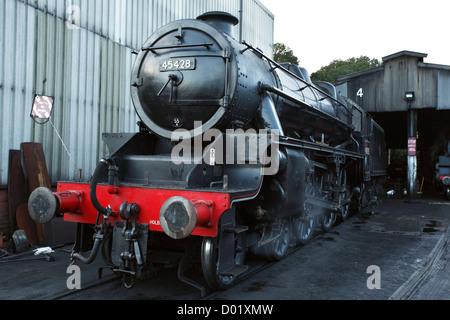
<box><xmin>70</xmin><ymin>158</ymin><xmax>116</xmax><ymax>264</ymax></box>
<box><xmin>257</xmin><ymin>93</ymin><xmax>285</xmax><ymax>136</ymax></box>
<box><xmin>71</xmin><ymin>233</ymin><xmax>103</xmax><ymax>264</ymax></box>
<box><xmin>90</xmin><ymin>157</ymin><xmax>115</xmax><ymax>216</ymax></box>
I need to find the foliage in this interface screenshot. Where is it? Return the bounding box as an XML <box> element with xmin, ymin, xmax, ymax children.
<box><xmin>273</xmin><ymin>43</ymin><xmax>299</xmax><ymax>65</ymax></box>
<box><xmin>311</xmin><ymin>56</ymin><xmax>382</xmax><ymax>83</ymax></box>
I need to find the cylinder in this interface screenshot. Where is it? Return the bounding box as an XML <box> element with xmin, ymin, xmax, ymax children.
<box><xmin>54</xmin><ymin>190</ymin><xmax>83</xmax><ymax>213</ymax></box>
<box><xmin>191</xmin><ymin>200</ymin><xmax>214</xmax><ymax>226</ymax></box>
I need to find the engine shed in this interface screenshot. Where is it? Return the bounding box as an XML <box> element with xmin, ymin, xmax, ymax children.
<box><xmin>335</xmin><ymin>51</ymin><xmax>450</xmax><ymax>199</ymax></box>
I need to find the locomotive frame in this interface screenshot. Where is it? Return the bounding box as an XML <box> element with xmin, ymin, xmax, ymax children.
<box><xmin>28</xmin><ymin>12</ymin><xmax>387</xmax><ymax>294</ymax></box>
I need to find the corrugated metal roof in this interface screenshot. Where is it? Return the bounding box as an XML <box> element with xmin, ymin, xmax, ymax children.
<box><xmin>0</xmin><ymin>0</ymin><xmax>274</xmax><ymax>186</ymax></box>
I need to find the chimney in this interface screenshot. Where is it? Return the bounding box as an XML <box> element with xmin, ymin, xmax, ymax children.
<box><xmin>197</xmin><ymin>11</ymin><xmax>239</xmax><ymax>37</ymax></box>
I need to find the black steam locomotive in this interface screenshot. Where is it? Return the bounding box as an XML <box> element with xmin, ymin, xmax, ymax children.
<box><xmin>29</xmin><ymin>12</ymin><xmax>386</xmax><ymax>294</ymax></box>
<box><xmin>436</xmin><ymin>141</ymin><xmax>450</xmax><ymax>200</ymax></box>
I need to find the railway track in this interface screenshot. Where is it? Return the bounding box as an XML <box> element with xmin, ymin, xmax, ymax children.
<box><xmin>202</xmin><ymin>241</ymin><xmax>312</xmax><ymax>300</ymax></box>
<box><xmin>29</xmin><ymin>206</ymin><xmax>448</xmax><ymax>300</ymax></box>
<box><xmin>42</xmin><ymin>273</ymin><xmax>120</xmax><ymax>300</ymax></box>
<box><xmin>389</xmin><ymin>219</ymin><xmax>450</xmax><ymax>300</ymax></box>
<box><xmin>45</xmin><ymin>225</ymin><xmax>326</xmax><ymax>300</ymax></box>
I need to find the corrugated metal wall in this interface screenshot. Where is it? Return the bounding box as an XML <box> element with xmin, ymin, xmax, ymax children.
<box><xmin>0</xmin><ymin>0</ymin><xmax>274</xmax><ymax>186</ymax></box>
<box><xmin>437</xmin><ymin>69</ymin><xmax>450</xmax><ymax>110</ymax></box>
<box><xmin>421</xmin><ymin>64</ymin><xmax>450</xmax><ymax>110</ymax></box>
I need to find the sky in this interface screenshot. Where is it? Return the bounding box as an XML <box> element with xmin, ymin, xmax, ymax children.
<box><xmin>259</xmin><ymin>0</ymin><xmax>450</xmax><ymax>73</ymax></box>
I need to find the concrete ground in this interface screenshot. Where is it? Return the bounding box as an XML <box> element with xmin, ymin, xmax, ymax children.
<box><xmin>0</xmin><ymin>197</ymin><xmax>448</xmax><ymax>301</ymax></box>
<box><xmin>218</xmin><ymin>198</ymin><xmax>449</xmax><ymax>300</ymax></box>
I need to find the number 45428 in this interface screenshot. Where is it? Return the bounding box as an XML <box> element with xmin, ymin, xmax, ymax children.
<box><xmin>160</xmin><ymin>58</ymin><xmax>195</xmax><ymax>71</ymax></box>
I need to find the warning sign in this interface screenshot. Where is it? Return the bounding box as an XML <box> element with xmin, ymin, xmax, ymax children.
<box><xmin>408</xmin><ymin>138</ymin><xmax>417</xmax><ymax>156</ymax></box>
<box><xmin>31</xmin><ymin>95</ymin><xmax>53</xmax><ymax>119</ymax></box>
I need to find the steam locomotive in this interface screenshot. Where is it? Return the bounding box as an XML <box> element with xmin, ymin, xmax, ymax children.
<box><xmin>436</xmin><ymin>141</ymin><xmax>450</xmax><ymax>200</ymax></box>
<box><xmin>28</xmin><ymin>12</ymin><xmax>387</xmax><ymax>294</ymax></box>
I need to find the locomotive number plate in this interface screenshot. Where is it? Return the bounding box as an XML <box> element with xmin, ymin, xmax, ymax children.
<box><xmin>159</xmin><ymin>58</ymin><xmax>196</xmax><ymax>71</ymax></box>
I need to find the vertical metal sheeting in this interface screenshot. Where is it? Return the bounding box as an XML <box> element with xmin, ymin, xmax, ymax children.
<box><xmin>437</xmin><ymin>69</ymin><xmax>450</xmax><ymax>110</ymax></box>
<box><xmin>0</xmin><ymin>0</ymin><xmax>274</xmax><ymax>186</ymax></box>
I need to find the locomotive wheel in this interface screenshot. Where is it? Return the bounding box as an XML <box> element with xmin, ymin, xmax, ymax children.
<box><xmin>321</xmin><ymin>211</ymin><xmax>336</xmax><ymax>232</ymax></box>
<box><xmin>263</xmin><ymin>219</ymin><xmax>291</xmax><ymax>261</ymax></box>
<box><xmin>201</xmin><ymin>236</ymin><xmax>245</xmax><ymax>290</ymax></box>
<box><xmin>339</xmin><ymin>172</ymin><xmax>351</xmax><ymax>221</ymax></box>
<box><xmin>123</xmin><ymin>272</ymin><xmax>137</xmax><ymax>289</ymax></box>
<box><xmin>340</xmin><ymin>202</ymin><xmax>350</xmax><ymax>221</ymax></box>
<box><xmin>359</xmin><ymin>184</ymin><xmax>370</xmax><ymax>208</ymax></box>
<box><xmin>339</xmin><ymin>189</ymin><xmax>351</xmax><ymax>221</ymax></box>
<box><xmin>293</xmin><ymin>216</ymin><xmax>315</xmax><ymax>245</ymax></box>
<box><xmin>295</xmin><ymin>170</ymin><xmax>318</xmax><ymax>245</ymax></box>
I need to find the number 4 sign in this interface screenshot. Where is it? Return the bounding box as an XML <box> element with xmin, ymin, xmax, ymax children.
<box><xmin>357</xmin><ymin>88</ymin><xmax>364</xmax><ymax>98</ymax></box>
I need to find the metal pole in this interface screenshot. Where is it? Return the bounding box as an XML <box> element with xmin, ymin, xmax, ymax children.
<box><xmin>239</xmin><ymin>0</ymin><xmax>243</xmax><ymax>43</ymax></box>
<box><xmin>407</xmin><ymin>108</ymin><xmax>418</xmax><ymax>201</ymax></box>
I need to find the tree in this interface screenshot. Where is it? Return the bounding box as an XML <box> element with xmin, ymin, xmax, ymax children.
<box><xmin>273</xmin><ymin>43</ymin><xmax>299</xmax><ymax>65</ymax></box>
<box><xmin>311</xmin><ymin>56</ymin><xmax>382</xmax><ymax>83</ymax></box>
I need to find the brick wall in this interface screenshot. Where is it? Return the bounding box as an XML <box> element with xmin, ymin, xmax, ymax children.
<box><xmin>0</xmin><ymin>189</ymin><xmax>9</xmax><ymax>235</ymax></box>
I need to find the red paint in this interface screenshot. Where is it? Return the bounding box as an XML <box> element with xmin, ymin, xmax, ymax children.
<box><xmin>408</xmin><ymin>138</ymin><xmax>417</xmax><ymax>156</ymax></box>
<box><xmin>191</xmin><ymin>200</ymin><xmax>214</xmax><ymax>226</ymax></box>
<box><xmin>54</xmin><ymin>190</ymin><xmax>83</xmax><ymax>213</ymax></box>
<box><xmin>57</xmin><ymin>183</ymin><xmax>230</xmax><ymax>238</ymax></box>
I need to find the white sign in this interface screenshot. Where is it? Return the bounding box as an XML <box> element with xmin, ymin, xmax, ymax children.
<box><xmin>31</xmin><ymin>95</ymin><xmax>53</xmax><ymax>119</ymax></box>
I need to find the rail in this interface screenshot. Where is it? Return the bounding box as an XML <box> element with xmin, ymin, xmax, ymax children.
<box><xmin>142</xmin><ymin>43</ymin><xmax>214</xmax><ymax>53</ymax></box>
